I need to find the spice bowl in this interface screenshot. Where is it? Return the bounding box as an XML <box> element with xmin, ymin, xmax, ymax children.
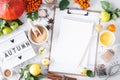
<box><xmin>38</xmin><ymin>9</ymin><xmax>48</xmax><ymax>18</ymax></box>
<box><xmin>3</xmin><ymin>69</ymin><xmax>13</xmax><ymax>78</ymax></box>
<box><xmin>28</xmin><ymin>25</ymin><xmax>49</xmax><ymax>45</ymax></box>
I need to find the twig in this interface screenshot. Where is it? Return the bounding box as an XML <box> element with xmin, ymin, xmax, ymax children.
<box><xmin>78</xmin><ymin>36</ymin><xmax>93</xmax><ymax>66</ymax></box>
<box><xmin>18</xmin><ymin>75</ymin><xmax>23</xmax><ymax>80</ymax></box>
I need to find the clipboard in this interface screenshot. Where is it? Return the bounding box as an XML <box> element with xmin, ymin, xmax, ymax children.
<box><xmin>48</xmin><ymin>8</ymin><xmax>100</xmax><ymax>76</ymax></box>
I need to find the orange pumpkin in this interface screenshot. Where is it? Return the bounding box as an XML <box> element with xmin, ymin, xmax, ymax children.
<box><xmin>0</xmin><ymin>0</ymin><xmax>25</xmax><ymax>20</ymax></box>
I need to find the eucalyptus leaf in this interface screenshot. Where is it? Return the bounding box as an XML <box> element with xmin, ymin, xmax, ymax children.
<box><xmin>87</xmin><ymin>70</ymin><xmax>94</xmax><ymax>77</ymax></box>
<box><xmin>0</xmin><ymin>19</ymin><xmax>6</xmax><ymax>29</ymax></box>
<box><xmin>101</xmin><ymin>1</ymin><xmax>113</xmax><ymax>12</ymax></box>
<box><xmin>59</xmin><ymin>0</ymin><xmax>70</xmax><ymax>10</ymax></box>
<box><xmin>111</xmin><ymin>13</ymin><xmax>118</xmax><ymax>20</ymax></box>
<box><xmin>23</xmin><ymin>71</ymin><xmax>31</xmax><ymax>79</ymax></box>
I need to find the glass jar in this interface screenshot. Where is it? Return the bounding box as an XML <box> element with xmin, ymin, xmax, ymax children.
<box><xmin>96</xmin><ymin>64</ymin><xmax>107</xmax><ymax>78</ymax></box>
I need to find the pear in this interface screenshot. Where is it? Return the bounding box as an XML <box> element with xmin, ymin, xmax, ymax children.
<box><xmin>94</xmin><ymin>24</ymin><xmax>103</xmax><ymax>32</ymax></box>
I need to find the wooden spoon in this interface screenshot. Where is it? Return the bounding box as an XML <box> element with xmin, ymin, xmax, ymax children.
<box><xmin>27</xmin><ymin>19</ymin><xmax>41</xmax><ymax>37</ymax></box>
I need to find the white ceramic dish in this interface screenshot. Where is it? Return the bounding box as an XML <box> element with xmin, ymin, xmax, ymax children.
<box><xmin>28</xmin><ymin>25</ymin><xmax>49</xmax><ymax>45</ymax></box>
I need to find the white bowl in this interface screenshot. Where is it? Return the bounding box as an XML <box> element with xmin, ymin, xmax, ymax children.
<box><xmin>28</xmin><ymin>25</ymin><xmax>49</xmax><ymax>45</ymax></box>
<box><xmin>99</xmin><ymin>30</ymin><xmax>115</xmax><ymax>46</ymax></box>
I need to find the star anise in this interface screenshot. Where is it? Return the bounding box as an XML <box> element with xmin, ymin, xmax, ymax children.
<box><xmin>48</xmin><ymin>18</ymin><xmax>54</xmax><ymax>24</ymax></box>
<box><xmin>46</xmin><ymin>25</ymin><xmax>51</xmax><ymax>30</ymax></box>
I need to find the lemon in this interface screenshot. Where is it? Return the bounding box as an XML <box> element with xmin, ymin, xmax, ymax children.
<box><xmin>29</xmin><ymin>64</ymin><xmax>41</xmax><ymax>76</ymax></box>
<box><xmin>100</xmin><ymin>11</ymin><xmax>110</xmax><ymax>22</ymax></box>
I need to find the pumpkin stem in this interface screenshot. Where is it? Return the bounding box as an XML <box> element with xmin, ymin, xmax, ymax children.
<box><xmin>5</xmin><ymin>3</ymin><xmax>9</xmax><ymax>8</ymax></box>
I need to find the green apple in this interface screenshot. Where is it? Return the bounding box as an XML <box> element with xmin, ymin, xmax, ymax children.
<box><xmin>80</xmin><ymin>68</ymin><xmax>87</xmax><ymax>75</ymax></box>
<box><xmin>41</xmin><ymin>57</ymin><xmax>50</xmax><ymax>66</ymax></box>
<box><xmin>100</xmin><ymin>11</ymin><xmax>110</xmax><ymax>22</ymax></box>
<box><xmin>10</xmin><ymin>21</ymin><xmax>19</xmax><ymax>30</ymax></box>
<box><xmin>38</xmin><ymin>47</ymin><xmax>46</xmax><ymax>55</ymax></box>
<box><xmin>2</xmin><ymin>26</ymin><xmax>12</xmax><ymax>34</ymax></box>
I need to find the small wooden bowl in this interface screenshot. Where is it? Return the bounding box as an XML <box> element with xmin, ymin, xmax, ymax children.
<box><xmin>28</xmin><ymin>25</ymin><xmax>49</xmax><ymax>45</ymax></box>
<box><xmin>3</xmin><ymin>69</ymin><xmax>13</xmax><ymax>78</ymax></box>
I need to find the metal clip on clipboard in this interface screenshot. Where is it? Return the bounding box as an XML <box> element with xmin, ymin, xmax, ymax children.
<box><xmin>67</xmin><ymin>8</ymin><xmax>89</xmax><ymax>16</ymax></box>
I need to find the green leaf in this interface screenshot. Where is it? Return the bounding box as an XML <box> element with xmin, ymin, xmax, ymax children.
<box><xmin>23</xmin><ymin>71</ymin><xmax>31</xmax><ymax>79</ymax></box>
<box><xmin>33</xmin><ymin>77</ymin><xmax>40</xmax><ymax>80</ymax></box>
<box><xmin>35</xmin><ymin>74</ymin><xmax>45</xmax><ymax>79</ymax></box>
<box><xmin>111</xmin><ymin>13</ymin><xmax>118</xmax><ymax>20</ymax></box>
<box><xmin>31</xmin><ymin>73</ymin><xmax>45</xmax><ymax>80</ymax></box>
<box><xmin>59</xmin><ymin>0</ymin><xmax>70</xmax><ymax>10</ymax></box>
<box><xmin>116</xmin><ymin>11</ymin><xmax>120</xmax><ymax>17</ymax></box>
<box><xmin>25</xmin><ymin>64</ymin><xmax>32</xmax><ymax>70</ymax></box>
<box><xmin>18</xmin><ymin>64</ymin><xmax>45</xmax><ymax>80</ymax></box>
<box><xmin>0</xmin><ymin>31</ymin><xmax>3</xmax><ymax>36</ymax></box>
<box><xmin>0</xmin><ymin>19</ymin><xmax>6</xmax><ymax>29</ymax></box>
<box><xmin>101</xmin><ymin>1</ymin><xmax>113</xmax><ymax>12</ymax></box>
<box><xmin>87</xmin><ymin>70</ymin><xmax>94</xmax><ymax>77</ymax></box>
<box><xmin>107</xmin><ymin>7</ymin><xmax>113</xmax><ymax>12</ymax></box>
<box><xmin>27</xmin><ymin>11</ymin><xmax>38</xmax><ymax>21</ymax></box>
<box><xmin>26</xmin><ymin>77</ymin><xmax>34</xmax><ymax>80</ymax></box>
<box><xmin>19</xmin><ymin>68</ymin><xmax>24</xmax><ymax>75</ymax></box>
<box><xmin>13</xmin><ymin>19</ymin><xmax>23</xmax><ymax>25</ymax></box>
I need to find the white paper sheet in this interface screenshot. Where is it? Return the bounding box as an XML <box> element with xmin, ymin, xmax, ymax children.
<box><xmin>57</xmin><ymin>17</ymin><xmax>93</xmax><ymax>62</ymax></box>
<box><xmin>49</xmin><ymin>18</ymin><xmax>94</xmax><ymax>74</ymax></box>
